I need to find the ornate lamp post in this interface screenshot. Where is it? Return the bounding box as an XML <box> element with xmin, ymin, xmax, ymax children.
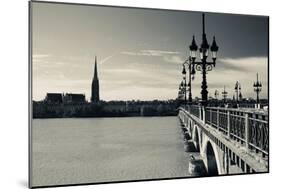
<box><xmin>214</xmin><ymin>89</ymin><xmax>219</xmax><ymax>107</ymax></box>
<box><xmin>182</xmin><ymin>56</ymin><xmax>196</xmax><ymax>104</ymax></box>
<box><xmin>253</xmin><ymin>73</ymin><xmax>262</xmax><ymax>104</ymax></box>
<box><xmin>234</xmin><ymin>81</ymin><xmax>241</xmax><ymax>102</ymax></box>
<box><xmin>214</xmin><ymin>90</ymin><xmax>219</xmax><ymax>100</ymax></box>
<box><xmin>177</xmin><ymin>86</ymin><xmax>182</xmax><ymax>100</ymax></box>
<box><xmin>189</xmin><ymin>13</ymin><xmax>219</xmax><ymax>106</ymax></box>
<box><xmin>183</xmin><ymin>76</ymin><xmax>187</xmax><ymax>104</ymax></box>
<box><xmin>222</xmin><ymin>85</ymin><xmax>228</xmax><ymax>104</ymax></box>
<box><xmin>239</xmin><ymin>90</ymin><xmax>243</xmax><ymax>101</ymax></box>
<box><xmin>178</xmin><ymin>81</ymin><xmax>185</xmax><ymax>101</ymax></box>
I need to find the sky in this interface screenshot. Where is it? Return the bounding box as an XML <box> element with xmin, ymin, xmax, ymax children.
<box><xmin>31</xmin><ymin>2</ymin><xmax>268</xmax><ymax>101</ymax></box>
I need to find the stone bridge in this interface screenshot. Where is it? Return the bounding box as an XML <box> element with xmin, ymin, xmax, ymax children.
<box><xmin>178</xmin><ymin>105</ymin><xmax>268</xmax><ymax>176</ymax></box>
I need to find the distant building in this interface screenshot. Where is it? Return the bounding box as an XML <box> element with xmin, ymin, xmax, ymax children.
<box><xmin>91</xmin><ymin>56</ymin><xmax>100</xmax><ymax>103</ymax></box>
<box><xmin>63</xmin><ymin>93</ymin><xmax>86</xmax><ymax>104</ymax></box>
<box><xmin>44</xmin><ymin>93</ymin><xmax>63</xmax><ymax>104</ymax></box>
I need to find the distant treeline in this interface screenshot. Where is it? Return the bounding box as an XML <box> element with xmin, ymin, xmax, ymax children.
<box><xmin>33</xmin><ymin>100</ymin><xmax>179</xmax><ymax>118</ymax></box>
<box><xmin>33</xmin><ymin>98</ymin><xmax>269</xmax><ymax>119</ymax></box>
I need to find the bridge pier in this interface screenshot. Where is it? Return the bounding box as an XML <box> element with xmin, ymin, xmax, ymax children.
<box><xmin>184</xmin><ymin>131</ymin><xmax>191</xmax><ymax>140</ymax></box>
<box><xmin>184</xmin><ymin>140</ymin><xmax>197</xmax><ymax>152</ymax></box>
<box><xmin>188</xmin><ymin>155</ymin><xmax>207</xmax><ymax>176</ymax></box>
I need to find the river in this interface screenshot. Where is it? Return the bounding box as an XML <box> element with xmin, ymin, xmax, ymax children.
<box><xmin>31</xmin><ymin>116</ymin><xmax>191</xmax><ymax>187</ymax></box>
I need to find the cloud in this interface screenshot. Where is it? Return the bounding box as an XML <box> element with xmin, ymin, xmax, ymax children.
<box><xmin>141</xmin><ymin>50</ymin><xmax>180</xmax><ymax>56</ymax></box>
<box><xmin>217</xmin><ymin>56</ymin><xmax>268</xmax><ymax>72</ymax></box>
<box><xmin>32</xmin><ymin>54</ymin><xmax>51</xmax><ymax>63</ymax></box>
<box><xmin>99</xmin><ymin>53</ymin><xmax>118</xmax><ymax>64</ymax></box>
<box><xmin>163</xmin><ymin>55</ymin><xmax>184</xmax><ymax>64</ymax></box>
<box><xmin>102</xmin><ymin>67</ymin><xmax>144</xmax><ymax>75</ymax></box>
<box><xmin>33</xmin><ymin>54</ymin><xmax>50</xmax><ymax>59</ymax></box>
<box><xmin>121</xmin><ymin>49</ymin><xmax>180</xmax><ymax>57</ymax></box>
<box><xmin>120</xmin><ymin>49</ymin><xmax>184</xmax><ymax>67</ymax></box>
<box><xmin>199</xmin><ymin>56</ymin><xmax>268</xmax><ymax>99</ymax></box>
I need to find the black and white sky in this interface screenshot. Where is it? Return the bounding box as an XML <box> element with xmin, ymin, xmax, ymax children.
<box><xmin>32</xmin><ymin>2</ymin><xmax>268</xmax><ymax>101</ymax></box>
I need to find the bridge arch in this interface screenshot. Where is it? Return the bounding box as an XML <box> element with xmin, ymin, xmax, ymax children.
<box><xmin>190</xmin><ymin>121</ymin><xmax>194</xmax><ymax>136</ymax></box>
<box><xmin>205</xmin><ymin>141</ymin><xmax>219</xmax><ymax>176</ymax></box>
<box><xmin>193</xmin><ymin>126</ymin><xmax>200</xmax><ymax>152</ymax></box>
<box><xmin>188</xmin><ymin>119</ymin><xmax>192</xmax><ymax>131</ymax></box>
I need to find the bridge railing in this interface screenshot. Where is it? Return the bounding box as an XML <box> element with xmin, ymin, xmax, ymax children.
<box><xmin>182</xmin><ymin>105</ymin><xmax>269</xmax><ymax>158</ymax></box>
<box><xmin>189</xmin><ymin>105</ymin><xmax>201</xmax><ymax>119</ymax></box>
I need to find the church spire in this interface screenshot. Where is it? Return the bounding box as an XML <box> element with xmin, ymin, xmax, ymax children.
<box><xmin>91</xmin><ymin>55</ymin><xmax>100</xmax><ymax>103</ymax></box>
<box><xmin>94</xmin><ymin>56</ymin><xmax>98</xmax><ymax>80</ymax></box>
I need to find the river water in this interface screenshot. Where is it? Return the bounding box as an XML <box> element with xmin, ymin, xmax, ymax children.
<box><xmin>31</xmin><ymin>116</ymin><xmax>191</xmax><ymax>187</ymax></box>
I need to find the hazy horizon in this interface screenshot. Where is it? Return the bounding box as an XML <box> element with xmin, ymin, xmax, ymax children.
<box><xmin>32</xmin><ymin>2</ymin><xmax>269</xmax><ymax>101</ymax></box>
